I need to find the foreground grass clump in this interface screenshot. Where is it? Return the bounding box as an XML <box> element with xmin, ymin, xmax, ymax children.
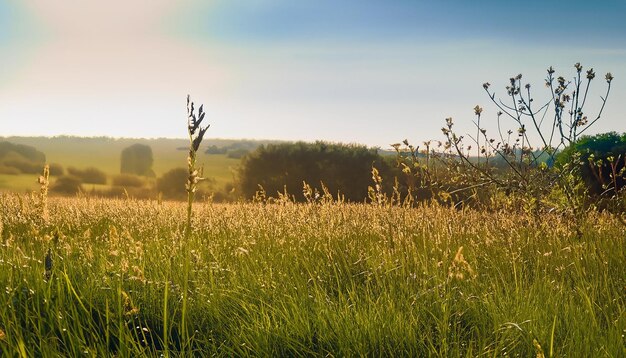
<box><xmin>0</xmin><ymin>194</ymin><xmax>624</xmax><ymax>356</ymax></box>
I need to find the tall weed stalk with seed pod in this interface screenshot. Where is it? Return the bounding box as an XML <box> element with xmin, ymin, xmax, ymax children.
<box><xmin>180</xmin><ymin>95</ymin><xmax>209</xmax><ymax>352</ymax></box>
<box><xmin>395</xmin><ymin>63</ymin><xmax>615</xmax><ymax>215</ymax></box>
<box><xmin>185</xmin><ymin>95</ymin><xmax>209</xmax><ymax>237</ymax></box>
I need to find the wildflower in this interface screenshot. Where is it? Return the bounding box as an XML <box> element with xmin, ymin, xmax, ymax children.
<box><xmin>547</xmin><ymin>66</ymin><xmax>555</xmax><ymax>75</ymax></box>
<box><xmin>0</xmin><ymin>328</ymin><xmax>5</xmax><ymax>341</ymax></box>
<box><xmin>483</xmin><ymin>82</ymin><xmax>491</xmax><ymax>90</ymax></box>
<box><xmin>586</xmin><ymin>68</ymin><xmax>595</xmax><ymax>80</ymax></box>
<box><xmin>606</xmin><ymin>72</ymin><xmax>614</xmax><ymax>82</ymax></box>
<box><xmin>525</xmin><ymin>83</ymin><xmax>531</xmax><ymax>89</ymax></box>
<box><xmin>574</xmin><ymin>62</ymin><xmax>582</xmax><ymax>72</ymax></box>
<box><xmin>474</xmin><ymin>105</ymin><xmax>483</xmax><ymax>115</ymax></box>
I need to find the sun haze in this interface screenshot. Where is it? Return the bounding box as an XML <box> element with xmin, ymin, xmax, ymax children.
<box><xmin>1</xmin><ymin>0</ymin><xmax>625</xmax><ymax>147</ymax></box>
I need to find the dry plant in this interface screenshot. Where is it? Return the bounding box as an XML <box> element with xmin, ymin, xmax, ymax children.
<box><xmin>179</xmin><ymin>95</ymin><xmax>210</xmax><ymax>353</ymax></box>
<box><xmin>37</xmin><ymin>164</ymin><xmax>50</xmax><ymax>223</ymax></box>
<box><xmin>395</xmin><ymin>63</ymin><xmax>614</xmax><ymax>213</ymax></box>
<box><xmin>185</xmin><ymin>95</ymin><xmax>210</xmax><ymax>235</ymax></box>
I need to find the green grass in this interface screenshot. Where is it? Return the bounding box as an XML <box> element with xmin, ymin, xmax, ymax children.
<box><xmin>0</xmin><ymin>173</ymin><xmax>40</xmax><ymax>193</ymax></box>
<box><xmin>0</xmin><ymin>194</ymin><xmax>624</xmax><ymax>356</ymax></box>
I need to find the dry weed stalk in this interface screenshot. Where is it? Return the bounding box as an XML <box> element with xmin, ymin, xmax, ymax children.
<box><xmin>185</xmin><ymin>95</ymin><xmax>210</xmax><ymax>235</ymax></box>
<box><xmin>37</xmin><ymin>164</ymin><xmax>49</xmax><ymax>223</ymax></box>
<box><xmin>181</xmin><ymin>95</ymin><xmax>210</xmax><ymax>352</ymax></box>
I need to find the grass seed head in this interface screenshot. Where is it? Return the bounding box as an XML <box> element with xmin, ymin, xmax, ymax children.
<box><xmin>448</xmin><ymin>246</ymin><xmax>477</xmax><ymax>280</ymax></box>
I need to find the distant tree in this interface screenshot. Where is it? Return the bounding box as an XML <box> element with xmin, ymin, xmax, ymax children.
<box><xmin>223</xmin><ymin>141</ymin><xmax>259</xmax><ymax>151</ymax></box>
<box><xmin>0</xmin><ymin>141</ymin><xmax>46</xmax><ymax>174</ymax></box>
<box><xmin>67</xmin><ymin>167</ymin><xmax>107</xmax><ymax>184</ymax></box>
<box><xmin>51</xmin><ymin>176</ymin><xmax>83</xmax><ymax>195</ymax></box>
<box><xmin>226</xmin><ymin>148</ymin><xmax>249</xmax><ymax>159</ymax></box>
<box><xmin>48</xmin><ymin>163</ymin><xmax>64</xmax><ymax>176</ymax></box>
<box><xmin>1</xmin><ymin>158</ymin><xmax>42</xmax><ymax>174</ymax></box>
<box><xmin>120</xmin><ymin>144</ymin><xmax>155</xmax><ymax>177</ymax></box>
<box><xmin>0</xmin><ymin>141</ymin><xmax>46</xmax><ymax>164</ymax></box>
<box><xmin>205</xmin><ymin>145</ymin><xmax>227</xmax><ymax>154</ymax></box>
<box><xmin>112</xmin><ymin>174</ymin><xmax>146</xmax><ymax>188</ymax></box>
<box><xmin>238</xmin><ymin>141</ymin><xmax>394</xmax><ymax>202</ymax></box>
<box><xmin>157</xmin><ymin>168</ymin><xmax>187</xmax><ymax>199</ymax></box>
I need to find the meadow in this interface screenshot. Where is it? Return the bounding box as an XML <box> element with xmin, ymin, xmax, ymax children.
<box><xmin>0</xmin><ymin>193</ymin><xmax>624</xmax><ymax>356</ymax></box>
<box><xmin>0</xmin><ymin>137</ymin><xmax>244</xmax><ymax>193</ymax></box>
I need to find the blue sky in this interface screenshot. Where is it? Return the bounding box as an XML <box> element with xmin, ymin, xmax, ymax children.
<box><xmin>1</xmin><ymin>0</ymin><xmax>625</xmax><ymax>148</ymax></box>
<box><xmin>183</xmin><ymin>1</ymin><xmax>626</xmax><ymax>46</ymax></box>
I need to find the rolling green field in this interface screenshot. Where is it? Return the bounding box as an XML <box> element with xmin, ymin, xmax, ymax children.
<box><xmin>0</xmin><ymin>194</ymin><xmax>624</xmax><ymax>356</ymax></box>
<box><xmin>0</xmin><ymin>137</ymin><xmax>249</xmax><ymax>193</ymax></box>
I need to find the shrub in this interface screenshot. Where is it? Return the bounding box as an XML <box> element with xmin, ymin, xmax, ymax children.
<box><xmin>67</xmin><ymin>167</ymin><xmax>107</xmax><ymax>185</ymax></box>
<box><xmin>557</xmin><ymin>132</ymin><xmax>626</xmax><ymax>195</ymax></box>
<box><xmin>51</xmin><ymin>176</ymin><xmax>83</xmax><ymax>195</ymax></box>
<box><xmin>48</xmin><ymin>163</ymin><xmax>64</xmax><ymax>176</ymax></box>
<box><xmin>157</xmin><ymin>168</ymin><xmax>188</xmax><ymax>200</ymax></box>
<box><xmin>112</xmin><ymin>174</ymin><xmax>146</xmax><ymax>188</ymax></box>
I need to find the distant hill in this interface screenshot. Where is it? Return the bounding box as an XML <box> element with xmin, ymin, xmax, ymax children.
<box><xmin>0</xmin><ymin>136</ymin><xmax>282</xmax><ymax>192</ymax></box>
<box><xmin>0</xmin><ymin>136</ymin><xmax>284</xmax><ymax>175</ymax></box>
<box><xmin>0</xmin><ymin>136</ymin><xmax>392</xmax><ymax>193</ymax></box>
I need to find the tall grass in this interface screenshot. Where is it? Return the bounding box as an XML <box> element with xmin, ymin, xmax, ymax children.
<box><xmin>0</xmin><ymin>193</ymin><xmax>624</xmax><ymax>356</ymax></box>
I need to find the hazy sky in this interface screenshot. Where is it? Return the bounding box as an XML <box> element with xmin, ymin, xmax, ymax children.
<box><xmin>1</xmin><ymin>0</ymin><xmax>625</xmax><ymax>148</ymax></box>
